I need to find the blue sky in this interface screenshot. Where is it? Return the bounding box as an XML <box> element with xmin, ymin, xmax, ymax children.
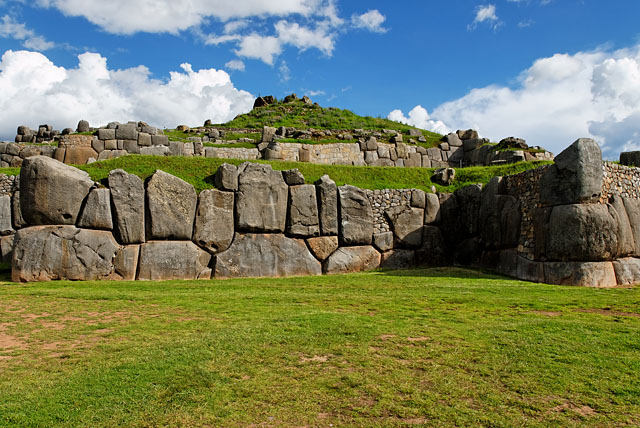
<box><xmin>0</xmin><ymin>0</ymin><xmax>639</xmax><ymax>158</ymax></box>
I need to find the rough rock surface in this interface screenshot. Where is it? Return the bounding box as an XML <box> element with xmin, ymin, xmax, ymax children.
<box><xmin>544</xmin><ymin>261</ymin><xmax>617</xmax><ymax>288</ymax></box>
<box><xmin>137</xmin><ymin>241</ymin><xmax>212</xmax><ymax>281</ymax></box>
<box><xmin>215</xmin><ymin>234</ymin><xmax>321</xmax><ymax>278</ymax></box>
<box><xmin>1</xmin><ymin>235</ymin><xmax>13</xmax><ymax>263</ymax></box>
<box><xmin>108</xmin><ymin>169</ymin><xmax>145</xmax><ymax>244</ymax></box>
<box><xmin>236</xmin><ymin>163</ymin><xmax>288</xmax><ymax>233</ymax></box>
<box><xmin>424</xmin><ymin>193</ymin><xmax>440</xmax><ymax>224</ymax></box>
<box><xmin>287</xmin><ymin>185</ymin><xmax>320</xmax><ymax>237</ymax></box>
<box><xmin>432</xmin><ymin>168</ymin><xmax>455</xmax><ymax>186</ymax></box>
<box><xmin>623</xmin><ymin>198</ymin><xmax>640</xmax><ymax>257</ymax></box>
<box><xmin>214</xmin><ymin>163</ymin><xmax>238</xmax><ymax>191</ymax></box>
<box><xmin>306</xmin><ymin>236</ymin><xmax>339</xmax><ymax>261</ymax></box>
<box><xmin>416</xmin><ymin>226</ymin><xmax>447</xmax><ymax>266</ymax></box>
<box><xmin>339</xmin><ymin>185</ymin><xmax>373</xmax><ymax>245</ymax></box>
<box><xmin>193</xmin><ymin>189</ymin><xmax>235</xmax><ymax>254</ymax></box>
<box><xmin>609</xmin><ymin>195</ymin><xmax>635</xmax><ymax>257</ymax></box>
<box><xmin>0</xmin><ymin>195</ymin><xmax>13</xmax><ymax>235</ymax></box>
<box><xmin>612</xmin><ymin>258</ymin><xmax>640</xmax><ymax>286</ymax></box>
<box><xmin>114</xmin><ymin>245</ymin><xmax>140</xmax><ymax>281</ymax></box>
<box><xmin>324</xmin><ymin>246</ymin><xmax>381</xmax><ymax>275</ymax></box>
<box><xmin>380</xmin><ymin>250</ymin><xmax>415</xmax><ymax>270</ymax></box>
<box><xmin>385</xmin><ymin>206</ymin><xmax>424</xmax><ymax>248</ymax></box>
<box><xmin>20</xmin><ymin>156</ymin><xmax>94</xmax><ymax>225</ymax></box>
<box><xmin>12</xmin><ymin>226</ymin><xmax>120</xmax><ymax>282</ymax></box>
<box><xmin>146</xmin><ymin>170</ymin><xmax>197</xmax><ymax>240</ymax></box>
<box><xmin>373</xmin><ymin>231</ymin><xmax>394</xmax><ymax>252</ymax></box>
<box><xmin>282</xmin><ymin>169</ymin><xmax>305</xmax><ymax>185</ymax></box>
<box><xmin>545</xmin><ymin>204</ymin><xmax>618</xmax><ymax>262</ymax></box>
<box><xmin>315</xmin><ymin>175</ymin><xmax>339</xmax><ymax>236</ymax></box>
<box><xmin>540</xmin><ymin>138</ymin><xmax>603</xmax><ymax>206</ymax></box>
<box><xmin>77</xmin><ymin>188</ymin><xmax>113</xmax><ymax>230</ymax></box>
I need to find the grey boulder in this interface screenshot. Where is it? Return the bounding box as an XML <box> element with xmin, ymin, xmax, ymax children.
<box><xmin>12</xmin><ymin>226</ymin><xmax>120</xmax><ymax>282</ymax></box>
<box><xmin>0</xmin><ymin>195</ymin><xmax>13</xmax><ymax>235</ymax></box>
<box><xmin>315</xmin><ymin>175</ymin><xmax>339</xmax><ymax>236</ymax></box>
<box><xmin>108</xmin><ymin>169</ymin><xmax>145</xmax><ymax>244</ymax></box>
<box><xmin>215</xmin><ymin>233</ymin><xmax>321</xmax><ymax>278</ymax></box>
<box><xmin>193</xmin><ymin>189</ymin><xmax>235</xmax><ymax>254</ymax></box>
<box><xmin>214</xmin><ymin>163</ymin><xmax>239</xmax><ymax>192</ymax></box>
<box><xmin>306</xmin><ymin>236</ymin><xmax>339</xmax><ymax>261</ymax></box>
<box><xmin>385</xmin><ymin>206</ymin><xmax>424</xmax><ymax>248</ymax></box>
<box><xmin>20</xmin><ymin>156</ymin><xmax>94</xmax><ymax>226</ymax></box>
<box><xmin>324</xmin><ymin>246</ymin><xmax>381</xmax><ymax>275</ymax></box>
<box><xmin>287</xmin><ymin>185</ymin><xmax>320</xmax><ymax>237</ymax></box>
<box><xmin>137</xmin><ymin>241</ymin><xmax>212</xmax><ymax>281</ymax></box>
<box><xmin>236</xmin><ymin>163</ymin><xmax>288</xmax><ymax>233</ymax></box>
<box><xmin>613</xmin><ymin>258</ymin><xmax>640</xmax><ymax>286</ymax></box>
<box><xmin>338</xmin><ymin>185</ymin><xmax>373</xmax><ymax>245</ymax></box>
<box><xmin>146</xmin><ymin>170</ymin><xmax>197</xmax><ymax>240</ymax></box>
<box><xmin>77</xmin><ymin>188</ymin><xmax>113</xmax><ymax>230</ymax></box>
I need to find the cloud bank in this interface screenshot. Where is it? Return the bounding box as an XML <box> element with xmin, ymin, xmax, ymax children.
<box><xmin>0</xmin><ymin>50</ymin><xmax>255</xmax><ymax>139</ymax></box>
<box><xmin>390</xmin><ymin>44</ymin><xmax>640</xmax><ymax>158</ymax></box>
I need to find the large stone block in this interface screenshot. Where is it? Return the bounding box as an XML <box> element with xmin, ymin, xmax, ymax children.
<box><xmin>373</xmin><ymin>231</ymin><xmax>394</xmax><ymax>252</ymax></box>
<box><xmin>479</xmin><ymin>177</ymin><xmax>521</xmax><ymax>250</ymax></box>
<box><xmin>545</xmin><ymin>204</ymin><xmax>618</xmax><ymax>262</ymax></box>
<box><xmin>236</xmin><ymin>163</ymin><xmax>288</xmax><ymax>233</ymax></box>
<box><xmin>416</xmin><ymin>226</ymin><xmax>447</xmax><ymax>266</ymax></box>
<box><xmin>385</xmin><ymin>206</ymin><xmax>424</xmax><ymax>248</ymax></box>
<box><xmin>115</xmin><ymin>124</ymin><xmax>138</xmax><ymax>141</ymax></box>
<box><xmin>138</xmin><ymin>241</ymin><xmax>211</xmax><ymax>281</ymax></box>
<box><xmin>315</xmin><ymin>175</ymin><xmax>339</xmax><ymax>236</ymax></box>
<box><xmin>215</xmin><ymin>234</ymin><xmax>321</xmax><ymax>278</ymax></box>
<box><xmin>77</xmin><ymin>188</ymin><xmax>113</xmax><ymax>230</ymax></box>
<box><xmin>623</xmin><ymin>198</ymin><xmax>640</xmax><ymax>257</ymax></box>
<box><xmin>193</xmin><ymin>189</ymin><xmax>234</xmax><ymax>254</ymax></box>
<box><xmin>146</xmin><ymin>170</ymin><xmax>197</xmax><ymax>240</ymax></box>
<box><xmin>20</xmin><ymin>156</ymin><xmax>94</xmax><ymax>225</ymax></box>
<box><xmin>108</xmin><ymin>169</ymin><xmax>145</xmax><ymax>244</ymax></box>
<box><xmin>324</xmin><ymin>246</ymin><xmax>381</xmax><ymax>275</ymax></box>
<box><xmin>114</xmin><ymin>245</ymin><xmax>140</xmax><ymax>281</ymax></box>
<box><xmin>306</xmin><ymin>236</ymin><xmax>338</xmax><ymax>261</ymax></box>
<box><xmin>12</xmin><ymin>226</ymin><xmax>120</xmax><ymax>282</ymax></box>
<box><xmin>380</xmin><ymin>250</ymin><xmax>415</xmax><ymax>270</ymax></box>
<box><xmin>1</xmin><ymin>235</ymin><xmax>14</xmax><ymax>263</ymax></box>
<box><xmin>540</xmin><ymin>138</ymin><xmax>603</xmax><ymax>206</ymax></box>
<box><xmin>544</xmin><ymin>261</ymin><xmax>617</xmax><ymax>288</ymax></box>
<box><xmin>214</xmin><ymin>163</ymin><xmax>239</xmax><ymax>191</ymax></box>
<box><xmin>609</xmin><ymin>195</ymin><xmax>635</xmax><ymax>257</ymax></box>
<box><xmin>612</xmin><ymin>258</ymin><xmax>640</xmax><ymax>286</ymax></box>
<box><xmin>338</xmin><ymin>185</ymin><xmax>373</xmax><ymax>245</ymax></box>
<box><xmin>287</xmin><ymin>185</ymin><xmax>320</xmax><ymax>237</ymax></box>
<box><xmin>424</xmin><ymin>193</ymin><xmax>441</xmax><ymax>224</ymax></box>
<box><xmin>0</xmin><ymin>195</ymin><xmax>13</xmax><ymax>235</ymax></box>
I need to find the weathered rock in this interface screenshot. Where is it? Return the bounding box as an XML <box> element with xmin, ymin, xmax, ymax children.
<box><xmin>115</xmin><ymin>124</ymin><xmax>138</xmax><ymax>141</ymax></box>
<box><xmin>444</xmin><ymin>133</ymin><xmax>463</xmax><ymax>147</ymax></box>
<box><xmin>1</xmin><ymin>234</ymin><xmax>14</xmax><ymax>263</ymax></box>
<box><xmin>138</xmin><ymin>241</ymin><xmax>211</xmax><ymax>281</ymax></box>
<box><xmin>108</xmin><ymin>169</ymin><xmax>145</xmax><ymax>244</ymax></box>
<box><xmin>453</xmin><ymin>237</ymin><xmax>483</xmax><ymax>266</ymax></box>
<box><xmin>12</xmin><ymin>226</ymin><xmax>120</xmax><ymax>282</ymax></box>
<box><xmin>169</xmin><ymin>141</ymin><xmax>184</xmax><ymax>156</ymax></box>
<box><xmin>479</xmin><ymin>177</ymin><xmax>521</xmax><ymax>249</ymax></box>
<box><xmin>282</xmin><ymin>168</ymin><xmax>305</xmax><ymax>185</ymax></box>
<box><xmin>287</xmin><ymin>185</ymin><xmax>320</xmax><ymax>237</ymax></box>
<box><xmin>140</xmin><ymin>146</ymin><xmax>170</xmax><ymax>156</ymax></box>
<box><xmin>97</xmin><ymin>150</ymin><xmax>128</xmax><ymax>161</ymax></box>
<box><xmin>76</xmin><ymin>120</ymin><xmax>90</xmax><ymax>133</ymax></box>
<box><xmin>315</xmin><ymin>175</ymin><xmax>339</xmax><ymax>236</ymax></box>
<box><xmin>544</xmin><ymin>261</ymin><xmax>617</xmax><ymax>287</ymax></box>
<box><xmin>262</xmin><ymin>126</ymin><xmax>276</xmax><ymax>143</ymax></box>
<box><xmin>213</xmin><ymin>163</ymin><xmax>238</xmax><ymax>192</ymax></box>
<box><xmin>146</xmin><ymin>170</ymin><xmax>197</xmax><ymax>240</ymax></box>
<box><xmin>77</xmin><ymin>188</ymin><xmax>113</xmax><ymax>230</ymax></box>
<box><xmin>91</xmin><ymin>139</ymin><xmax>105</xmax><ymax>153</ymax></box>
<box><xmin>63</xmin><ymin>146</ymin><xmax>98</xmax><ymax>165</ymax></box>
<box><xmin>623</xmin><ymin>198</ymin><xmax>640</xmax><ymax>257</ymax></box>
<box><xmin>457</xmin><ymin>129</ymin><xmax>478</xmax><ymax>140</ymax></box>
<box><xmin>455</xmin><ymin>184</ymin><xmax>483</xmax><ymax>238</ymax></box>
<box><xmin>540</xmin><ymin>138</ymin><xmax>603</xmax><ymax>206</ymax></box>
<box><xmin>114</xmin><ymin>245</ymin><xmax>140</xmax><ymax>281</ymax></box>
<box><xmin>0</xmin><ymin>195</ymin><xmax>13</xmax><ymax>235</ymax></box>
<box><xmin>339</xmin><ymin>185</ymin><xmax>373</xmax><ymax>245</ymax></box>
<box><xmin>385</xmin><ymin>206</ymin><xmax>424</xmax><ymax>248</ymax></box>
<box><xmin>545</xmin><ymin>204</ymin><xmax>618</xmax><ymax>261</ymax></box>
<box><xmin>619</xmin><ymin>151</ymin><xmax>640</xmax><ymax>167</ymax></box>
<box><xmin>306</xmin><ymin>236</ymin><xmax>339</xmax><ymax>261</ymax></box>
<box><xmin>416</xmin><ymin>225</ymin><xmax>447</xmax><ymax>266</ymax></box>
<box><xmin>193</xmin><ymin>189</ymin><xmax>235</xmax><ymax>254</ymax></box>
<box><xmin>215</xmin><ymin>234</ymin><xmax>321</xmax><ymax>278</ymax></box>
<box><xmin>373</xmin><ymin>231</ymin><xmax>394</xmax><ymax>252</ymax></box>
<box><xmin>324</xmin><ymin>246</ymin><xmax>381</xmax><ymax>275</ymax></box>
<box><xmin>432</xmin><ymin>168</ymin><xmax>455</xmax><ymax>186</ymax></box>
<box><xmin>612</xmin><ymin>258</ymin><xmax>640</xmax><ymax>286</ymax></box>
<box><xmin>424</xmin><ymin>193</ymin><xmax>441</xmax><ymax>224</ymax></box>
<box><xmin>152</xmin><ymin>135</ymin><xmax>169</xmax><ymax>146</ymax></box>
<box><xmin>380</xmin><ymin>250</ymin><xmax>415</xmax><ymax>270</ymax></box>
<box><xmin>609</xmin><ymin>195</ymin><xmax>635</xmax><ymax>257</ymax></box>
<box><xmin>516</xmin><ymin>256</ymin><xmax>545</xmax><ymax>283</ymax></box>
<box><xmin>20</xmin><ymin>156</ymin><xmax>94</xmax><ymax>225</ymax></box>
<box><xmin>236</xmin><ymin>163</ymin><xmax>288</xmax><ymax>233</ymax></box>
<box><xmin>11</xmin><ymin>191</ymin><xmax>25</xmax><ymax>229</ymax></box>
<box><xmin>138</xmin><ymin>132</ymin><xmax>152</xmax><ymax>147</ymax></box>
<box><xmin>123</xmin><ymin>139</ymin><xmax>140</xmax><ymax>154</ymax></box>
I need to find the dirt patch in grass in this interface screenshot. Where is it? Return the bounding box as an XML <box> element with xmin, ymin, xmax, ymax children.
<box><xmin>575</xmin><ymin>308</ymin><xmax>640</xmax><ymax>318</ymax></box>
<box><xmin>527</xmin><ymin>311</ymin><xmax>563</xmax><ymax>317</ymax></box>
<box><xmin>550</xmin><ymin>402</ymin><xmax>598</xmax><ymax>417</ymax></box>
<box><xmin>0</xmin><ymin>332</ymin><xmax>27</xmax><ymax>350</ymax></box>
<box><xmin>407</xmin><ymin>336</ymin><xmax>430</xmax><ymax>342</ymax></box>
<box><xmin>299</xmin><ymin>354</ymin><xmax>330</xmax><ymax>363</ymax></box>
<box><xmin>379</xmin><ymin>334</ymin><xmax>397</xmax><ymax>341</ymax></box>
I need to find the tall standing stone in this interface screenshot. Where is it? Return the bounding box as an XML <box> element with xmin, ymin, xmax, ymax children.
<box><xmin>20</xmin><ymin>156</ymin><xmax>93</xmax><ymax>225</ymax></box>
<box><xmin>77</xmin><ymin>188</ymin><xmax>113</xmax><ymax>230</ymax></box>
<box><xmin>315</xmin><ymin>175</ymin><xmax>338</xmax><ymax>236</ymax></box>
<box><xmin>287</xmin><ymin>185</ymin><xmax>320</xmax><ymax>237</ymax></box>
<box><xmin>108</xmin><ymin>169</ymin><xmax>145</xmax><ymax>244</ymax></box>
<box><xmin>193</xmin><ymin>189</ymin><xmax>235</xmax><ymax>254</ymax></box>
<box><xmin>0</xmin><ymin>195</ymin><xmax>14</xmax><ymax>235</ymax></box>
<box><xmin>338</xmin><ymin>185</ymin><xmax>373</xmax><ymax>245</ymax></box>
<box><xmin>146</xmin><ymin>170</ymin><xmax>197</xmax><ymax>240</ymax></box>
<box><xmin>236</xmin><ymin>163</ymin><xmax>288</xmax><ymax>232</ymax></box>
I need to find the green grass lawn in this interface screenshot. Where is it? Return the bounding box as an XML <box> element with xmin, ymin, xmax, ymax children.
<box><xmin>0</xmin><ymin>155</ymin><xmax>550</xmax><ymax>194</ymax></box>
<box><xmin>0</xmin><ymin>268</ymin><xmax>638</xmax><ymax>427</ymax></box>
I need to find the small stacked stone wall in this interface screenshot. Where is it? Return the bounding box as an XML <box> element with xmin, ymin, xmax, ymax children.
<box><xmin>366</xmin><ymin>189</ymin><xmax>412</xmax><ymax>234</ymax></box>
<box><xmin>600</xmin><ymin>162</ymin><xmax>640</xmax><ymax>202</ymax></box>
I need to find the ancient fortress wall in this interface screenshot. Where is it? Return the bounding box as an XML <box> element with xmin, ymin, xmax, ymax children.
<box><xmin>1</xmin><ymin>138</ymin><xmax>639</xmax><ymax>287</ymax></box>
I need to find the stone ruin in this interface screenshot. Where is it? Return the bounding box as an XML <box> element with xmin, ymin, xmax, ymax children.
<box><xmin>4</xmin><ymin>120</ymin><xmax>553</xmax><ymax>169</ymax></box>
<box><xmin>0</xmin><ymin>137</ymin><xmax>638</xmax><ymax>287</ymax></box>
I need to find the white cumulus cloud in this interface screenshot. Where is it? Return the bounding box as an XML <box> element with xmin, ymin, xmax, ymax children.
<box><xmin>225</xmin><ymin>59</ymin><xmax>246</xmax><ymax>71</ymax></box>
<box><xmin>0</xmin><ymin>15</ymin><xmax>55</xmax><ymax>51</ymax></box>
<box><xmin>0</xmin><ymin>50</ymin><xmax>255</xmax><ymax>140</ymax></box>
<box><xmin>468</xmin><ymin>4</ymin><xmax>502</xmax><ymax>31</ymax></box>
<box><xmin>388</xmin><ymin>106</ymin><xmax>450</xmax><ymax>135</ymax></box>
<box><xmin>351</xmin><ymin>10</ymin><xmax>387</xmax><ymax>33</ymax></box>
<box><xmin>391</xmin><ymin>44</ymin><xmax>640</xmax><ymax>159</ymax></box>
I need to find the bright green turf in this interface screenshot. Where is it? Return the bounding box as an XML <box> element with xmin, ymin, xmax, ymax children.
<box><xmin>0</xmin><ymin>267</ymin><xmax>638</xmax><ymax>427</ymax></box>
<box><xmin>0</xmin><ymin>155</ymin><xmax>549</xmax><ymax>194</ymax></box>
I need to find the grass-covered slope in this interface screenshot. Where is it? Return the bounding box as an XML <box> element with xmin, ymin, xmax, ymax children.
<box><xmin>39</xmin><ymin>155</ymin><xmax>554</xmax><ymax>194</ymax></box>
<box><xmin>0</xmin><ymin>268</ymin><xmax>638</xmax><ymax>427</ymax></box>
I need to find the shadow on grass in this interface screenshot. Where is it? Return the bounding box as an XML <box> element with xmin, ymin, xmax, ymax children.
<box><xmin>377</xmin><ymin>266</ymin><xmax>515</xmax><ymax>281</ymax></box>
